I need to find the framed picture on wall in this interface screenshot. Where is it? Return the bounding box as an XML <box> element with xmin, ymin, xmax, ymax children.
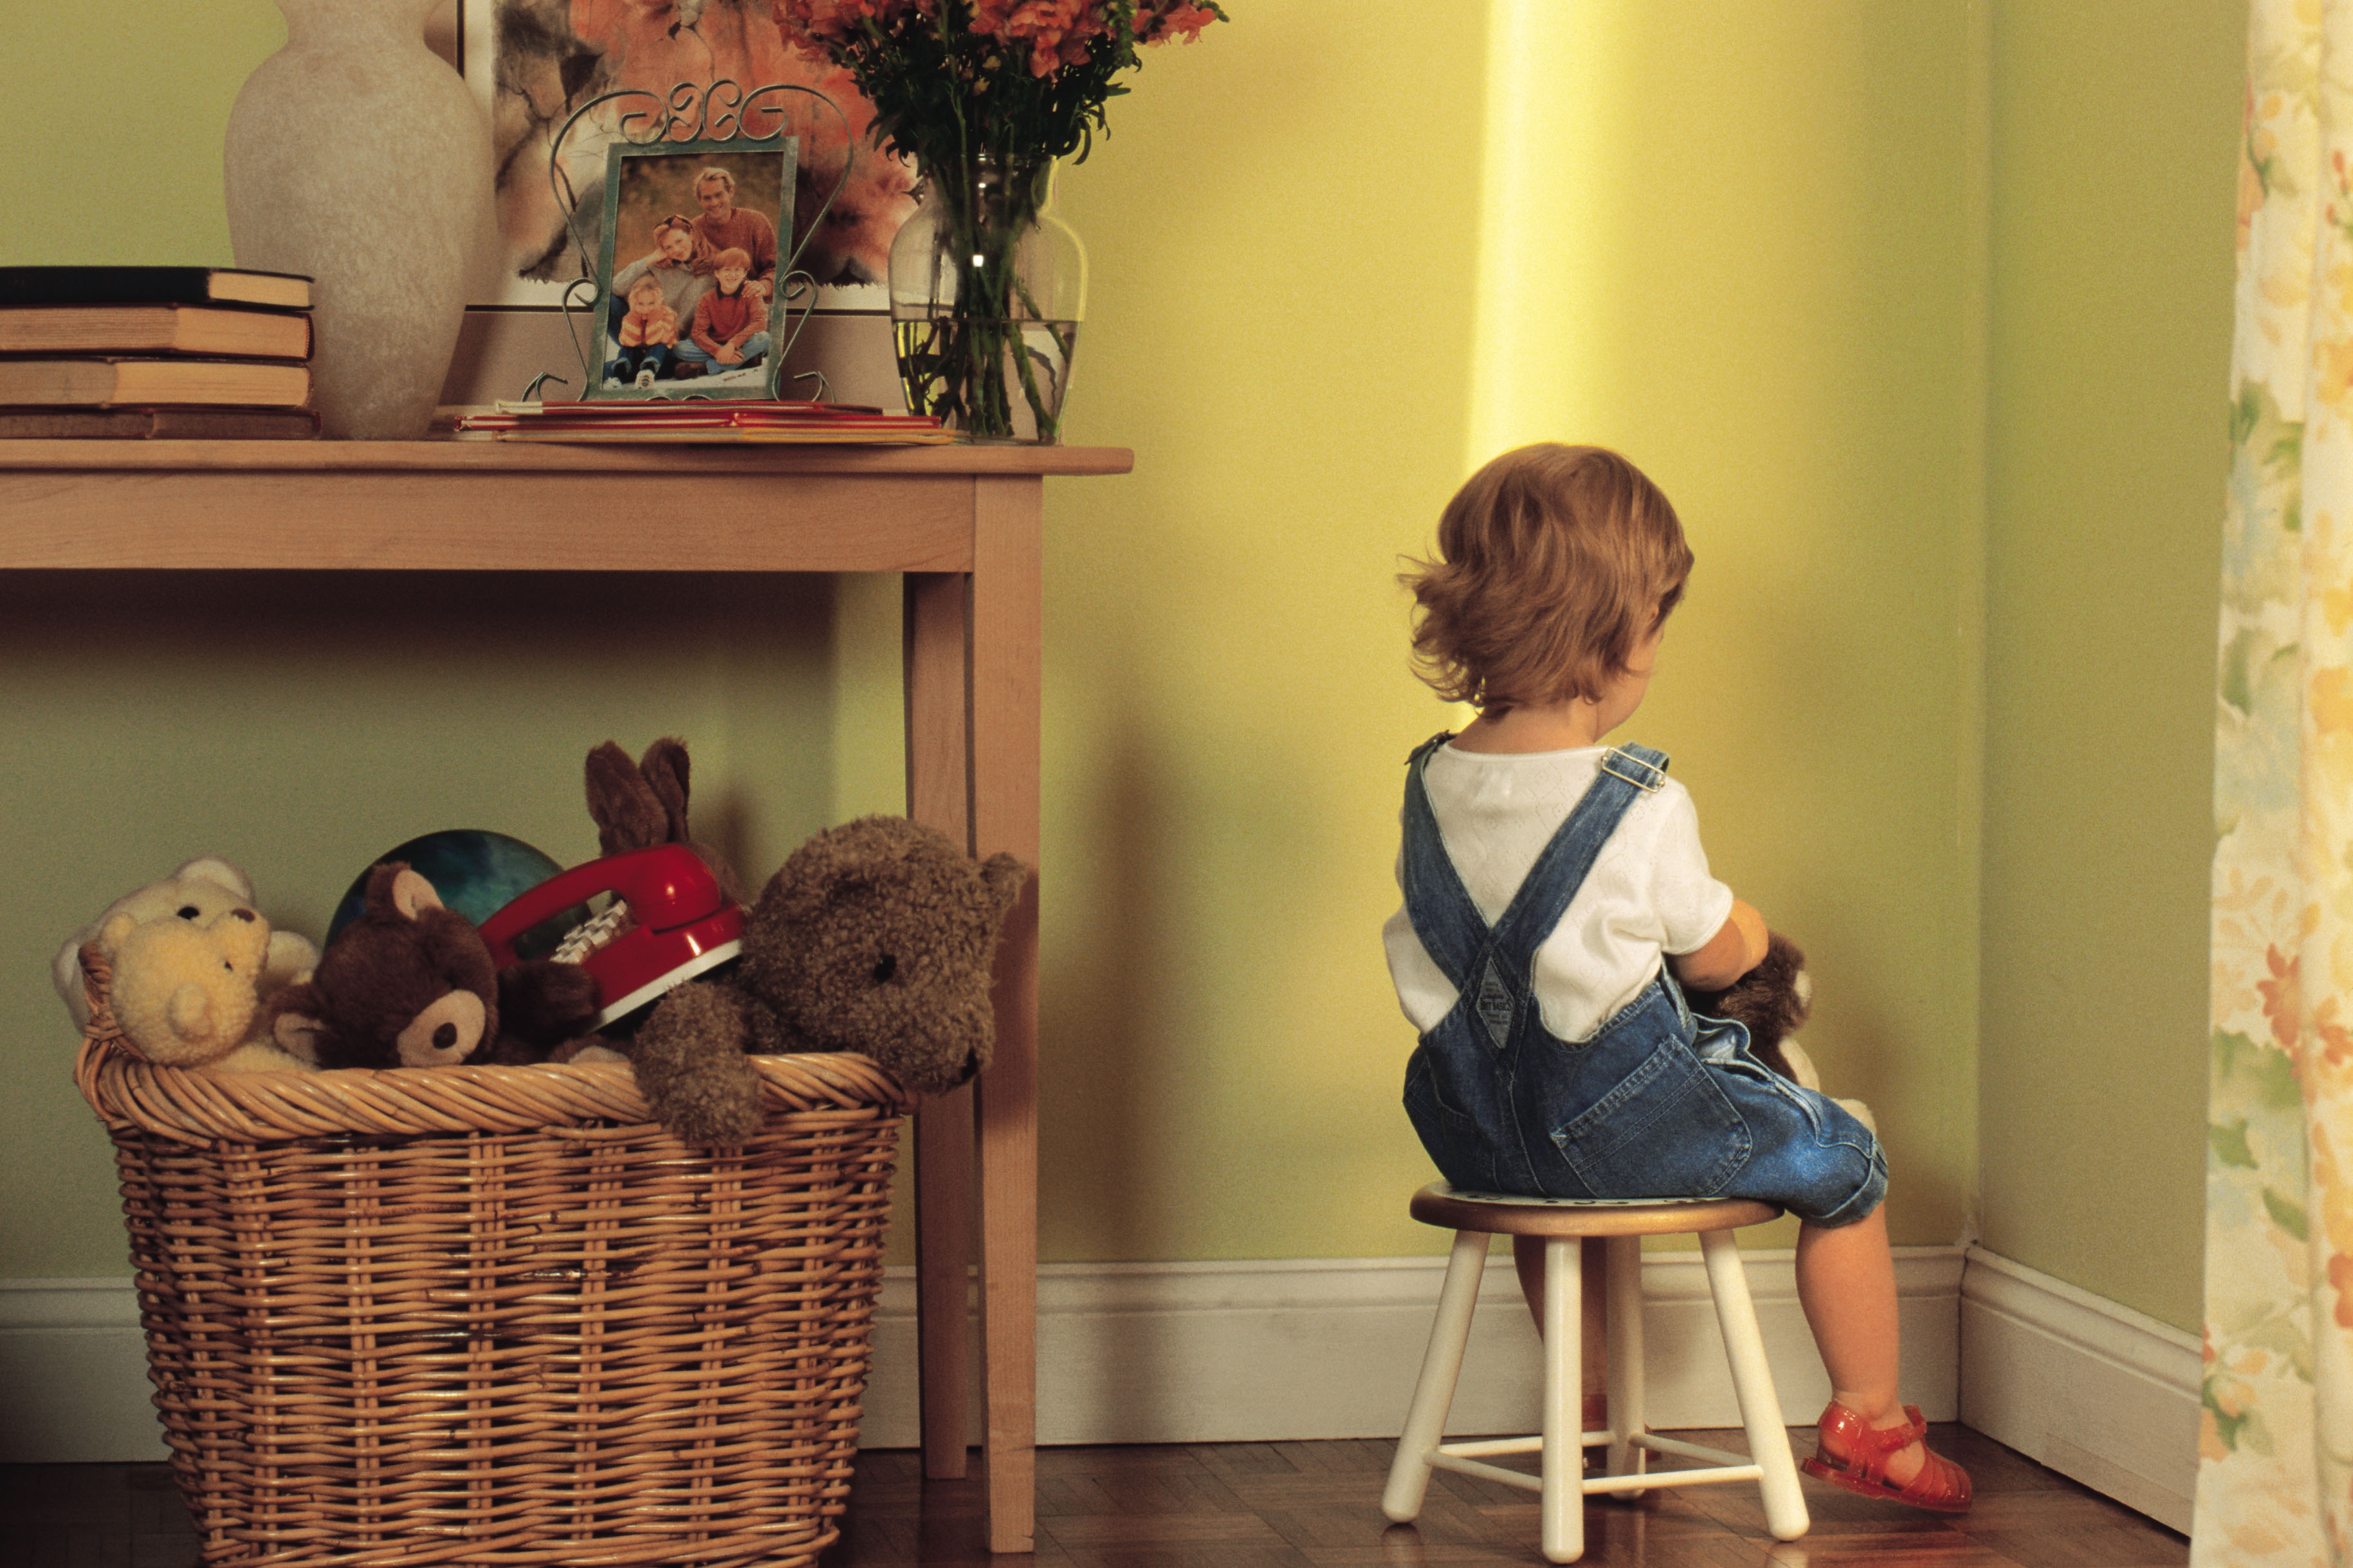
<box><xmin>453</xmin><ymin>0</ymin><xmax>914</xmax><ymax>311</ymax></box>
<box><xmin>587</xmin><ymin>140</ymin><xmax>797</xmax><ymax>400</ymax></box>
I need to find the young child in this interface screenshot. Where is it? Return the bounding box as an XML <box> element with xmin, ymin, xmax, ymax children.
<box><xmin>1386</xmin><ymin>443</ymin><xmax>1970</xmax><ymax>1513</ymax></box>
<box><xmin>605</xmin><ymin>273</ymin><xmax>679</xmax><ymax>388</ymax></box>
<box><xmin>680</xmin><ymin>247</ymin><xmax>771</xmax><ymax>377</ymax></box>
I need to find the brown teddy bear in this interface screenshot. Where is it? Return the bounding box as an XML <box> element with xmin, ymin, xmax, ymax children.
<box><xmin>621</xmin><ymin>815</ymin><xmax>1027</xmax><ymax>1145</ymax></box>
<box><xmin>264</xmin><ymin>862</ymin><xmax>600</xmax><ymax>1070</ymax></box>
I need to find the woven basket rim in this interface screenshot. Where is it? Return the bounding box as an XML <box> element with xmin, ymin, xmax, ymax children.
<box><xmin>73</xmin><ymin>949</ymin><xmax>911</xmax><ymax>1144</ymax></box>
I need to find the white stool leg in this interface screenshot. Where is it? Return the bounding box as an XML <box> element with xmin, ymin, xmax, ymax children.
<box><xmin>1604</xmin><ymin>1234</ymin><xmax>1645</xmax><ymax>1490</ymax></box>
<box><xmin>1383</xmin><ymin>1228</ymin><xmax>1489</xmax><ymax>1523</ymax></box>
<box><xmin>1699</xmin><ymin>1228</ymin><xmax>1809</xmax><ymax>1542</ymax></box>
<box><xmin>1540</xmin><ymin>1235</ymin><xmax>1584</xmax><ymax>1563</ymax></box>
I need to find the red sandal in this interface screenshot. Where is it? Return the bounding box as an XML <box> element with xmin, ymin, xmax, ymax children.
<box><xmin>1799</xmin><ymin>1401</ymin><xmax>1972</xmax><ymax>1513</ymax></box>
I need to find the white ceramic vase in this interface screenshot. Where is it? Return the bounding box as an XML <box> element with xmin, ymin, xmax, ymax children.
<box><xmin>224</xmin><ymin>0</ymin><xmax>493</xmax><ymax>439</ymax></box>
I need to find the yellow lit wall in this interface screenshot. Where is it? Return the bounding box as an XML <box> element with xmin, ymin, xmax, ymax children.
<box><xmin>1038</xmin><ymin>1</ymin><xmax>1983</xmax><ymax>1262</ymax></box>
<box><xmin>0</xmin><ymin>0</ymin><xmax>2231</xmax><ymax>1351</ymax></box>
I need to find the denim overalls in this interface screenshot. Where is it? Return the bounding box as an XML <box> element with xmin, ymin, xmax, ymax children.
<box><xmin>1398</xmin><ymin>733</ymin><xmax>1886</xmax><ymax>1223</ymax></box>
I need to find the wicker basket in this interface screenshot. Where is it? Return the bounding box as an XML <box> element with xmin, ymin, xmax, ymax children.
<box><xmin>73</xmin><ymin>956</ymin><xmax>911</xmax><ymax>1568</ymax></box>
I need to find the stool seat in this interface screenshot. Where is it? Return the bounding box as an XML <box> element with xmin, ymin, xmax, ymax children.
<box><xmin>1382</xmin><ymin>1183</ymin><xmax>1808</xmax><ymax>1563</ymax></box>
<box><xmin>1408</xmin><ymin>1182</ymin><xmax>1780</xmax><ymax>1236</ymax></box>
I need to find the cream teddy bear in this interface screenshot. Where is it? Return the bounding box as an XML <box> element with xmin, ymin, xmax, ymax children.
<box><xmin>55</xmin><ymin>856</ymin><xmax>318</xmax><ymax>1029</ymax></box>
<box><xmin>95</xmin><ymin>906</ymin><xmax>309</xmax><ymax>1071</ymax></box>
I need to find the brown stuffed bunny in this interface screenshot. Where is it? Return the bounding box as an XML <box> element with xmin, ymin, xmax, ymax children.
<box><xmin>264</xmin><ymin>863</ymin><xmax>600</xmax><ymax>1070</ymax></box>
<box><xmin>585</xmin><ymin>736</ymin><xmax>747</xmax><ymax>907</ymax></box>
<box><xmin>622</xmin><ymin>816</ymin><xmax>1027</xmax><ymax>1145</ymax></box>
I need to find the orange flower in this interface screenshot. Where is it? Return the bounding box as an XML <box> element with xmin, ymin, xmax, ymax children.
<box><xmin>2320</xmin><ymin>995</ymin><xmax>2353</xmax><ymax>1069</ymax></box>
<box><xmin>2258</xmin><ymin>943</ymin><xmax>2302</xmax><ymax>1049</ymax></box>
<box><xmin>1135</xmin><ymin>1</ymin><xmax>1218</xmax><ymax>42</ymax></box>
<box><xmin>2331</xmin><ymin>1252</ymin><xmax>2353</xmax><ymax>1327</ymax></box>
<box><xmin>971</xmin><ymin>0</ymin><xmax>1109</xmax><ymax>77</ymax></box>
<box><xmin>772</xmin><ymin>0</ymin><xmax>931</xmax><ymax>48</ymax></box>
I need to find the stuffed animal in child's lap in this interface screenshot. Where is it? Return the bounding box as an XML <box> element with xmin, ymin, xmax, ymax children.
<box><xmin>1685</xmin><ymin>931</ymin><xmax>1874</xmax><ymax>1133</ymax></box>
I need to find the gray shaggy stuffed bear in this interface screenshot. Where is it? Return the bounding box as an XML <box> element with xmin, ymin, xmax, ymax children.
<box><xmin>627</xmin><ymin>816</ymin><xmax>1027</xmax><ymax>1145</ymax></box>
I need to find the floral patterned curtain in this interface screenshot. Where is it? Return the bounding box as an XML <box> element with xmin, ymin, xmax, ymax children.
<box><xmin>2201</xmin><ymin>4</ymin><xmax>2353</xmax><ymax>1560</ymax></box>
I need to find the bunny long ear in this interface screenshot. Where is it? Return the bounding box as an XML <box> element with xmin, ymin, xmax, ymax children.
<box><xmin>586</xmin><ymin>740</ymin><xmax>668</xmax><ymax>857</ymax></box>
<box><xmin>639</xmin><ymin>737</ymin><xmax>695</xmax><ymax>845</ymax></box>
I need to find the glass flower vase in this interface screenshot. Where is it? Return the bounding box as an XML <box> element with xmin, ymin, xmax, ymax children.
<box><xmin>890</xmin><ymin>153</ymin><xmax>1086</xmax><ymax>444</ymax></box>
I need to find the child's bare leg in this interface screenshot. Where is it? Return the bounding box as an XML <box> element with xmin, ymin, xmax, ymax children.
<box><xmin>1793</xmin><ymin>1206</ymin><xmax>1925</xmax><ymax>1484</ymax></box>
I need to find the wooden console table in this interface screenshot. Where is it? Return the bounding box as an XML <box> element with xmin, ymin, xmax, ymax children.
<box><xmin>0</xmin><ymin>439</ymin><xmax>1133</xmax><ymax>1554</ymax></box>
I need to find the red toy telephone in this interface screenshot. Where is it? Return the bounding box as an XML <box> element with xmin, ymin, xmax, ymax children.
<box><xmin>480</xmin><ymin>844</ymin><xmax>744</xmax><ymax>1030</ymax></box>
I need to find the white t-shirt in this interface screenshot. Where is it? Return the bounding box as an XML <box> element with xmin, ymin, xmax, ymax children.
<box><xmin>1383</xmin><ymin>743</ymin><xmax>1735</xmax><ymax>1043</ymax></box>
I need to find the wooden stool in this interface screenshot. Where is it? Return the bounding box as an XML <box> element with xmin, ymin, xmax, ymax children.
<box><xmin>1381</xmin><ymin>1183</ymin><xmax>1809</xmax><ymax>1563</ymax></box>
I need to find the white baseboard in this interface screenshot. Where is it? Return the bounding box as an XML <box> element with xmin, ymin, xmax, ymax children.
<box><xmin>1957</xmin><ymin>1246</ymin><xmax>2200</xmax><ymax>1533</ymax></box>
<box><xmin>0</xmin><ymin>1280</ymin><xmax>163</xmax><ymax>1463</ymax></box>
<box><xmin>859</xmin><ymin>1247</ymin><xmax>1961</xmax><ymax>1448</ymax></box>
<box><xmin>2</xmin><ymin>1248</ymin><xmax>1961</xmax><ymax>1462</ymax></box>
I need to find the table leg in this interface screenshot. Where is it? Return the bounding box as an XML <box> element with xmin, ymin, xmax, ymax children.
<box><xmin>971</xmin><ymin>479</ymin><xmax>1042</xmax><ymax>1554</ymax></box>
<box><xmin>906</xmin><ymin>572</ymin><xmax>973</xmax><ymax>1481</ymax></box>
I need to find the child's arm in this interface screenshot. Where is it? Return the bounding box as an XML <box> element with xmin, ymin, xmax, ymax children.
<box><xmin>1668</xmin><ymin>897</ymin><xmax>1768</xmax><ymax>991</ymax></box>
<box><xmin>646</xmin><ymin>306</ymin><xmax>679</xmax><ymax>345</ymax></box>
<box><xmin>618</xmin><ymin>309</ymin><xmax>648</xmax><ymax>347</ymax></box>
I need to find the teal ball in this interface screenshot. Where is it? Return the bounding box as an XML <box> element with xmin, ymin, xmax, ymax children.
<box><xmin>329</xmin><ymin>830</ymin><xmax>578</xmax><ymax>952</ymax></box>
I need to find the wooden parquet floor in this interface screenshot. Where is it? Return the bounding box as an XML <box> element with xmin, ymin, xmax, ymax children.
<box><xmin>0</xmin><ymin>1426</ymin><xmax>2189</xmax><ymax>1568</ymax></box>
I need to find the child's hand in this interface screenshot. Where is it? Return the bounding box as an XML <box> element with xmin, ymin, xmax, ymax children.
<box><xmin>1669</xmin><ymin>898</ymin><xmax>1768</xmax><ymax>992</ymax></box>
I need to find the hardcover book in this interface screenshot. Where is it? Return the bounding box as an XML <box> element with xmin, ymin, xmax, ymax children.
<box><xmin>0</xmin><ymin>405</ymin><xmax>320</xmax><ymax>440</ymax></box>
<box><xmin>0</xmin><ymin>358</ymin><xmax>311</xmax><ymax>408</ymax></box>
<box><xmin>0</xmin><ymin>305</ymin><xmax>311</xmax><ymax>360</ymax></box>
<box><xmin>0</xmin><ymin>266</ymin><xmax>312</xmax><ymax>312</ymax></box>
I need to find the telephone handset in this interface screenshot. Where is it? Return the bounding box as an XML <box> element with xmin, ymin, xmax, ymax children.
<box><xmin>480</xmin><ymin>844</ymin><xmax>745</xmax><ymax>1029</ymax></box>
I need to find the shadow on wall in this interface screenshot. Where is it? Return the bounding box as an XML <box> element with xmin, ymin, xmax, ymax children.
<box><xmin>0</xmin><ymin>567</ymin><xmax>845</xmax><ymax>961</ymax></box>
<box><xmin>1802</xmin><ymin>916</ymin><xmax>1966</xmax><ymax>1235</ymax></box>
<box><xmin>1035</xmin><ymin>702</ymin><xmax>1190</xmax><ymax>1435</ymax></box>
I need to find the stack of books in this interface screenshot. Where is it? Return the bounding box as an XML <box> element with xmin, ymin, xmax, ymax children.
<box><xmin>455</xmin><ymin>398</ymin><xmax>953</xmax><ymax>446</ymax></box>
<box><xmin>0</xmin><ymin>266</ymin><xmax>317</xmax><ymax>440</ymax></box>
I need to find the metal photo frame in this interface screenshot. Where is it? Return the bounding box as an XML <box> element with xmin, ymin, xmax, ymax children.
<box><xmin>587</xmin><ymin>134</ymin><xmax>798</xmax><ymax>401</ymax></box>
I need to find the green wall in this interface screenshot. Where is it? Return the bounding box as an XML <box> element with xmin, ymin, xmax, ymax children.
<box><xmin>1979</xmin><ymin>1</ymin><xmax>2242</xmax><ymax>1331</ymax></box>
<box><xmin>0</xmin><ymin>1</ymin><xmax>2233</xmax><ymax>1343</ymax></box>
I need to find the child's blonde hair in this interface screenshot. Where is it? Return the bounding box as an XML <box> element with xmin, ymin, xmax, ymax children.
<box><xmin>1402</xmin><ymin>444</ymin><xmax>1691</xmax><ymax>713</ymax></box>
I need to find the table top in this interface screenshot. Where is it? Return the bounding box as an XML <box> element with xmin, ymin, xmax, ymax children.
<box><xmin>0</xmin><ymin>441</ymin><xmax>1133</xmax><ymax>573</ymax></box>
<box><xmin>0</xmin><ymin>439</ymin><xmax>1135</xmax><ymax>478</ymax></box>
